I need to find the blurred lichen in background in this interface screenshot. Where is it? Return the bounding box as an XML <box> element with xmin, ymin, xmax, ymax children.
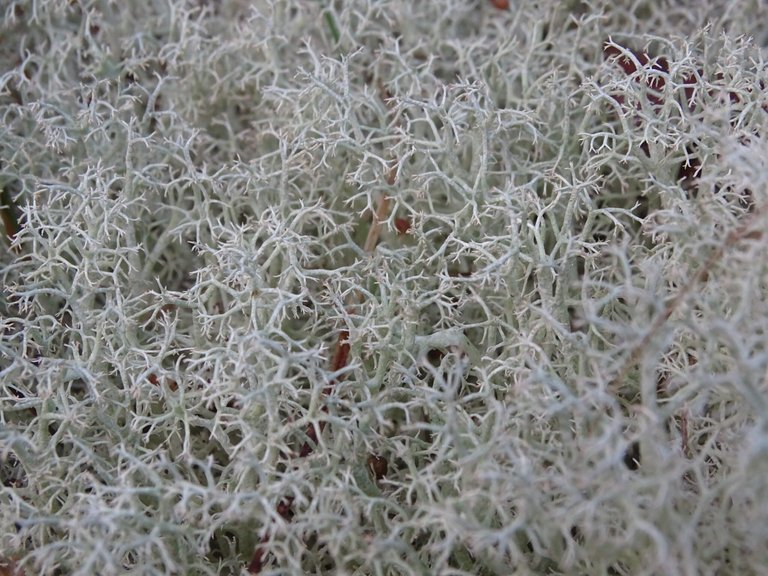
<box><xmin>1</xmin><ymin>0</ymin><xmax>767</xmax><ymax>574</ymax></box>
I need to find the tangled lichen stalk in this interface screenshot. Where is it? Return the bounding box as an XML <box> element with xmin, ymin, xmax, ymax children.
<box><xmin>1</xmin><ymin>0</ymin><xmax>768</xmax><ymax>574</ymax></box>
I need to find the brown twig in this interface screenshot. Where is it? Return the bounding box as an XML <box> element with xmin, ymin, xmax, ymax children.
<box><xmin>612</xmin><ymin>201</ymin><xmax>766</xmax><ymax>388</ymax></box>
<box><xmin>246</xmin><ymin>62</ymin><xmax>403</xmax><ymax>574</ymax></box>
<box><xmin>298</xmin><ymin>328</ymin><xmax>351</xmax><ymax>458</ymax></box>
<box><xmin>247</xmin><ymin>190</ymin><xmax>392</xmax><ymax>573</ymax></box>
<box><xmin>1</xmin><ymin>187</ymin><xmax>21</xmax><ymax>254</ymax></box>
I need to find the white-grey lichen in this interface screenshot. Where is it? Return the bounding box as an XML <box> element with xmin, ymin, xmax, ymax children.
<box><xmin>1</xmin><ymin>0</ymin><xmax>768</xmax><ymax>574</ymax></box>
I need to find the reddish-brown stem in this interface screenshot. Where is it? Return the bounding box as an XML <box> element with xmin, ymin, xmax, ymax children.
<box><xmin>248</xmin><ymin>190</ymin><xmax>390</xmax><ymax>572</ymax></box>
<box><xmin>248</xmin><ymin>69</ymin><xmax>400</xmax><ymax>573</ymax></box>
<box><xmin>1</xmin><ymin>187</ymin><xmax>21</xmax><ymax>254</ymax></box>
<box><xmin>298</xmin><ymin>330</ymin><xmax>350</xmax><ymax>458</ymax></box>
<box><xmin>248</xmin><ymin>328</ymin><xmax>352</xmax><ymax>572</ymax></box>
<box><xmin>612</xmin><ymin>201</ymin><xmax>765</xmax><ymax>388</ymax></box>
